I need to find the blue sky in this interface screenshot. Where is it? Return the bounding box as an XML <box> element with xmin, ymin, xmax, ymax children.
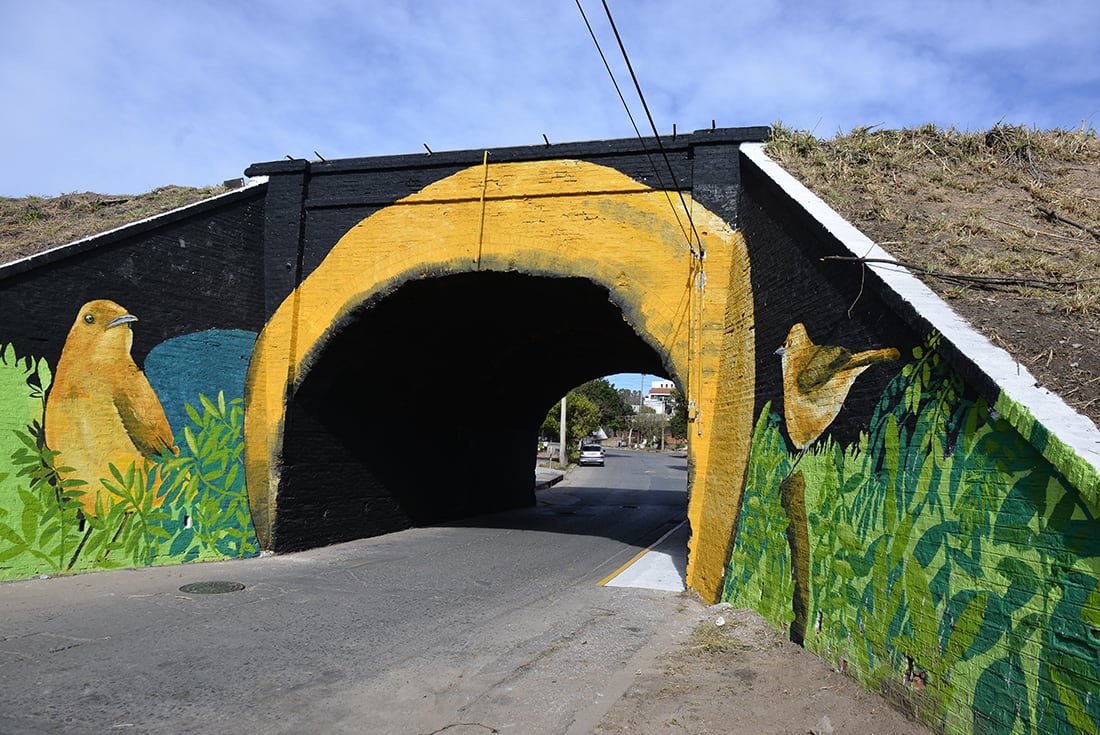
<box><xmin>1</xmin><ymin>0</ymin><xmax>1098</xmax><ymax>199</ymax></box>
<box><xmin>605</xmin><ymin>372</ymin><xmax>655</xmax><ymax>394</ymax></box>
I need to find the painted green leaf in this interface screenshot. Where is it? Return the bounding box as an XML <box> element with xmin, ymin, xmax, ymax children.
<box><xmin>996</xmin><ymin>556</ymin><xmax>1040</xmax><ymax>614</ymax></box>
<box><xmin>0</xmin><ymin>520</ymin><xmax>29</xmax><ymax>549</ymax></box>
<box><xmin>197</xmin><ymin>393</ymin><xmax>217</xmax><ymax>417</ymax></box>
<box><xmin>993</xmin><ymin>483</ymin><xmax>1039</xmax><ymax>547</ymax></box>
<box><xmin>905</xmin><ymin>561</ymin><xmax>938</xmax><ymax>655</ymax></box>
<box><xmin>184</xmin><ymin>425</ymin><xmax>199</xmax><ymax>456</ymax></box>
<box><xmin>842</xmin><ymin>548</ymin><xmax>873</xmax><ymax>578</ymax></box>
<box><xmin>913</xmin><ymin>521</ymin><xmax>957</xmax><ymax>567</ymax></box>
<box><xmin>19</xmin><ymin>496</ymin><xmax>40</xmax><ymax>544</ymax></box>
<box><xmin>832</xmin><ymin>559</ymin><xmax>855</xmax><ymax>579</ymax></box>
<box><xmin>0</xmin><ymin>542</ymin><xmax>30</xmax><ymax>563</ymax></box>
<box><xmin>224</xmin><ymin>463</ymin><xmax>239</xmax><ymax>490</ymax></box>
<box><xmin>835</xmin><ymin>522</ymin><xmax>862</xmax><ymax>553</ymax></box>
<box><xmin>940</xmin><ymin>591</ymin><xmax>990</xmax><ymax>667</ymax></box>
<box><xmin>973</xmin><ymin>656</ymin><xmax>1030</xmax><ymax>734</ymax></box>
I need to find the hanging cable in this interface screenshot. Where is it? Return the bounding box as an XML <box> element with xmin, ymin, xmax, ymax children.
<box><xmin>575</xmin><ymin>0</ymin><xmax>699</xmax><ymax>258</ymax></box>
<box><xmin>598</xmin><ymin>0</ymin><xmax>706</xmax><ymax>259</ymax></box>
<box><xmin>578</xmin><ymin>0</ymin><xmax>711</xmax><ymax>437</ymax></box>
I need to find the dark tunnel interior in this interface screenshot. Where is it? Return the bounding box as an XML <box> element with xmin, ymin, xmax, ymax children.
<box><xmin>274</xmin><ymin>271</ymin><xmax>669</xmax><ymax>551</ymax></box>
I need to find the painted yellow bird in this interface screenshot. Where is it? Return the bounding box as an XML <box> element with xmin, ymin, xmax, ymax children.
<box><xmin>45</xmin><ymin>300</ymin><xmax>177</xmax><ymax>516</ymax></box>
<box><xmin>776</xmin><ymin>323</ymin><xmax>900</xmax><ymax>450</ymax></box>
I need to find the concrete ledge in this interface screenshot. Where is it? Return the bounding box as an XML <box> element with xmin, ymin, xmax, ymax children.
<box><xmin>0</xmin><ymin>177</ymin><xmax>269</xmax><ymax>280</ymax></box>
<box><xmin>535</xmin><ymin>468</ymin><xmax>565</xmax><ymax>490</ymax></box>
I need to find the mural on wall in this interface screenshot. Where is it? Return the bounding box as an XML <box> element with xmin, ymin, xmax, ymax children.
<box><xmin>45</xmin><ymin>300</ymin><xmax>179</xmax><ymax>517</ymax></box>
<box><xmin>776</xmin><ymin>323</ymin><xmax>900</xmax><ymax>452</ymax></box>
<box><xmin>0</xmin><ymin>301</ymin><xmax>258</xmax><ymax>580</ymax></box>
<box><xmin>3</xmin><ymin>142</ymin><xmax>1097</xmax><ymax>735</ymax></box>
<box><xmin>2</xmin><ymin>157</ymin><xmax>753</xmax><ymax>580</ymax></box>
<box><xmin>723</xmin><ymin>330</ymin><xmax>1100</xmax><ymax>735</ymax></box>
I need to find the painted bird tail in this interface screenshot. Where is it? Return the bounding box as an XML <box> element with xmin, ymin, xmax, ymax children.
<box><xmin>848</xmin><ymin>347</ymin><xmax>901</xmax><ymax>368</ymax></box>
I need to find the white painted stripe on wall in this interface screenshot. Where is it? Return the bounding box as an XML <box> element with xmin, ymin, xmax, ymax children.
<box><xmin>1</xmin><ymin>176</ymin><xmax>270</xmax><ymax>273</ymax></box>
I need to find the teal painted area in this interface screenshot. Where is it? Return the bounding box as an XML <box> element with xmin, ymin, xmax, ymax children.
<box><xmin>724</xmin><ymin>333</ymin><xmax>1100</xmax><ymax>735</ymax></box>
<box><xmin>0</xmin><ymin>332</ymin><xmax>258</xmax><ymax>580</ymax></box>
<box><xmin>144</xmin><ymin>329</ymin><xmax>256</xmax><ymax>437</ymax></box>
<box><xmin>1029</xmin><ymin>420</ymin><xmax>1051</xmax><ymax>455</ymax></box>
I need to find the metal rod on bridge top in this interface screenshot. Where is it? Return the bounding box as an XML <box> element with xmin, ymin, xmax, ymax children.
<box><xmin>543</xmin><ymin>133</ymin><xmax>551</xmax><ymax>146</ymax></box>
<box><xmin>423</xmin><ymin>143</ymin><xmax>433</xmax><ymax>155</ymax></box>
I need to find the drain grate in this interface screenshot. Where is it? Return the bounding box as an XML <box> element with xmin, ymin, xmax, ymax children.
<box><xmin>179</xmin><ymin>581</ymin><xmax>246</xmax><ymax>594</ymax></box>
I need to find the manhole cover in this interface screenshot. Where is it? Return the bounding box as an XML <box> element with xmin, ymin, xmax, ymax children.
<box><xmin>179</xmin><ymin>581</ymin><xmax>246</xmax><ymax>594</ymax></box>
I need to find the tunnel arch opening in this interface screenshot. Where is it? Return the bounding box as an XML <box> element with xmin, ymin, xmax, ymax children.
<box><xmin>274</xmin><ymin>270</ymin><xmax>672</xmax><ymax>551</ymax></box>
<box><xmin>244</xmin><ymin>157</ymin><xmax>755</xmax><ymax>597</ymax></box>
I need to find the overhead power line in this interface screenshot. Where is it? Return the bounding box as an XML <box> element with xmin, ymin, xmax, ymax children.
<box><xmin>576</xmin><ymin>0</ymin><xmax>705</xmax><ymax>258</ymax></box>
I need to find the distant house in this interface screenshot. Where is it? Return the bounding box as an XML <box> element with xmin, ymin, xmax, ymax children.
<box><xmin>644</xmin><ymin>379</ymin><xmax>675</xmax><ymax>414</ymax></box>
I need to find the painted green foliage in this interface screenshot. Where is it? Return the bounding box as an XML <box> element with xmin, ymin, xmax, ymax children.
<box><xmin>724</xmin><ymin>333</ymin><xmax>1100</xmax><ymax>735</ymax></box>
<box><xmin>722</xmin><ymin>405</ymin><xmax>795</xmax><ymax>625</ymax></box>
<box><xmin>0</xmin><ymin>343</ymin><xmax>257</xmax><ymax>579</ymax></box>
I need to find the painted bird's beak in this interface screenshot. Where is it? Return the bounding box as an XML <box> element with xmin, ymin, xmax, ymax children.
<box><xmin>774</xmin><ymin>346</ymin><xmax>786</xmax><ymax>356</ymax></box>
<box><xmin>106</xmin><ymin>314</ymin><xmax>138</xmax><ymax>329</ymax></box>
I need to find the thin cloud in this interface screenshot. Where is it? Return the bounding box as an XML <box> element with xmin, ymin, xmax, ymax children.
<box><xmin>1</xmin><ymin>0</ymin><xmax>1096</xmax><ymax>196</ymax></box>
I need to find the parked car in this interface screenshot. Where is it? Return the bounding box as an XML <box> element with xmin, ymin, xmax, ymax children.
<box><xmin>578</xmin><ymin>444</ymin><xmax>605</xmax><ymax>466</ymax></box>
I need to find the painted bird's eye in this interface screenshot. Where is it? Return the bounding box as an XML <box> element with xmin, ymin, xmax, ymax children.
<box><xmin>83</xmin><ymin>313</ymin><xmax>95</xmax><ymax>324</ymax></box>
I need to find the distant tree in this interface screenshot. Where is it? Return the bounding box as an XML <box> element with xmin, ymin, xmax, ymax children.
<box><xmin>668</xmin><ymin>388</ymin><xmax>688</xmax><ymax>438</ymax></box>
<box><xmin>540</xmin><ymin>403</ymin><xmax>560</xmax><ymax>441</ymax></box>
<box><xmin>633</xmin><ymin>406</ymin><xmax>665</xmax><ymax>447</ymax></box>
<box><xmin>540</xmin><ymin>392</ymin><xmax>601</xmax><ymax>456</ymax></box>
<box><xmin>617</xmin><ymin>388</ymin><xmax>641</xmax><ymax>409</ymax></box>
<box><xmin>575</xmin><ymin>378</ymin><xmax>634</xmax><ymax>432</ymax></box>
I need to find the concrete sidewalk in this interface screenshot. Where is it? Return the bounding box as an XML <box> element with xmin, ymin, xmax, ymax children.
<box><xmin>600</xmin><ymin>519</ymin><xmax>688</xmax><ymax>592</ymax></box>
<box><xmin>535</xmin><ymin>465</ymin><xmax>565</xmax><ymax>489</ymax></box>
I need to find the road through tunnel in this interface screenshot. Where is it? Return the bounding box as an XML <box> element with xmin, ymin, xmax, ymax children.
<box><xmin>275</xmin><ymin>271</ymin><xmax>669</xmax><ymax>551</ymax></box>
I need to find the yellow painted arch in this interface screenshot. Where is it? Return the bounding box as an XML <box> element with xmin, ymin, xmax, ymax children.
<box><xmin>243</xmin><ymin>158</ymin><xmax>754</xmax><ymax>600</ymax></box>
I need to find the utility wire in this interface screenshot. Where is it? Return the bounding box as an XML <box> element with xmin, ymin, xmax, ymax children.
<box><xmin>578</xmin><ymin>0</ymin><xmax>709</xmax><ymax>436</ymax></box>
<box><xmin>575</xmin><ymin>0</ymin><xmax>646</xmax><ymax>152</ymax></box>
<box><xmin>575</xmin><ymin>0</ymin><xmax>700</xmax><ymax>258</ymax></box>
<box><xmin>598</xmin><ymin>0</ymin><xmax>705</xmax><ymax>258</ymax></box>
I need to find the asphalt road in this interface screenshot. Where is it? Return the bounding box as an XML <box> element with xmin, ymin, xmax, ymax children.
<box><xmin>0</xmin><ymin>449</ymin><xmax>694</xmax><ymax>735</ymax></box>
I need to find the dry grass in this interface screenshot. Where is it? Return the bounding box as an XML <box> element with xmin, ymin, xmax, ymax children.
<box><xmin>766</xmin><ymin>122</ymin><xmax>1100</xmax><ymax>426</ymax></box>
<box><xmin>685</xmin><ymin>617</ymin><xmax>747</xmax><ymax>657</ymax></box>
<box><xmin>0</xmin><ymin>184</ymin><xmax>232</xmax><ymax>263</ymax></box>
